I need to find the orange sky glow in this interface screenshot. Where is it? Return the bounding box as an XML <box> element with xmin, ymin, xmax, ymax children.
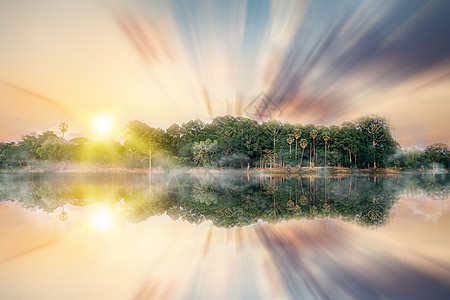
<box><xmin>0</xmin><ymin>0</ymin><xmax>449</xmax><ymax>147</ymax></box>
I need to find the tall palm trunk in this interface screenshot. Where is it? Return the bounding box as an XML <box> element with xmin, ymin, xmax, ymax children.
<box><xmin>301</xmin><ymin>148</ymin><xmax>305</xmax><ymax>167</ymax></box>
<box><xmin>348</xmin><ymin>149</ymin><xmax>352</xmax><ymax>167</ymax></box>
<box><xmin>312</xmin><ymin>138</ymin><xmax>315</xmax><ymax>167</ymax></box>
<box><xmin>309</xmin><ymin>146</ymin><xmax>312</xmax><ymax>167</ymax></box>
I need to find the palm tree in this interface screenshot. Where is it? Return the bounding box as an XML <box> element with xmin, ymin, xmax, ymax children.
<box><xmin>323</xmin><ymin>132</ymin><xmax>330</xmax><ymax>167</ymax></box>
<box><xmin>310</xmin><ymin>130</ymin><xmax>318</xmax><ymax>167</ymax></box>
<box><xmin>299</xmin><ymin>139</ymin><xmax>308</xmax><ymax>167</ymax></box>
<box><xmin>286</xmin><ymin>136</ymin><xmax>294</xmax><ymax>154</ymax></box>
<box><xmin>59</xmin><ymin>206</ymin><xmax>68</xmax><ymax>221</ymax></box>
<box><xmin>293</xmin><ymin>130</ymin><xmax>301</xmax><ymax>161</ymax></box>
<box><xmin>59</xmin><ymin>122</ymin><xmax>68</xmax><ymax>139</ymax></box>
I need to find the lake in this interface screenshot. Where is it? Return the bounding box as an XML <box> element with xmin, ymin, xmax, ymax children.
<box><xmin>0</xmin><ymin>172</ymin><xmax>449</xmax><ymax>299</ymax></box>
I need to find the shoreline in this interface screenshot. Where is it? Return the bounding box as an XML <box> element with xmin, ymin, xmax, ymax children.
<box><xmin>0</xmin><ymin>165</ymin><xmax>445</xmax><ymax>175</ymax></box>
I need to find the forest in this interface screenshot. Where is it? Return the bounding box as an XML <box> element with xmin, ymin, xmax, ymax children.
<box><xmin>0</xmin><ymin>115</ymin><xmax>448</xmax><ymax>171</ymax></box>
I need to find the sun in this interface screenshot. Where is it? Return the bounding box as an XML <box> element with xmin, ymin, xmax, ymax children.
<box><xmin>90</xmin><ymin>207</ymin><xmax>115</xmax><ymax>232</ymax></box>
<box><xmin>92</xmin><ymin>113</ymin><xmax>114</xmax><ymax>137</ymax></box>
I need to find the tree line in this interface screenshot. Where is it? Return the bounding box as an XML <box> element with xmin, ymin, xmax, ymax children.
<box><xmin>0</xmin><ymin>115</ymin><xmax>448</xmax><ymax>170</ymax></box>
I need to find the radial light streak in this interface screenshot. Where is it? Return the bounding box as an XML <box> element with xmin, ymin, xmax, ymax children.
<box><xmin>0</xmin><ymin>0</ymin><xmax>449</xmax><ymax>144</ymax></box>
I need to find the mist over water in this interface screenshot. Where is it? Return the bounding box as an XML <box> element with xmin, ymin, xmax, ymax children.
<box><xmin>0</xmin><ymin>172</ymin><xmax>448</xmax><ymax>227</ymax></box>
<box><xmin>0</xmin><ymin>173</ymin><xmax>449</xmax><ymax>299</ymax></box>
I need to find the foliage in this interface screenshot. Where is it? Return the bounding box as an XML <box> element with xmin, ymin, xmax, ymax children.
<box><xmin>36</xmin><ymin>137</ymin><xmax>68</xmax><ymax>161</ymax></box>
<box><xmin>424</xmin><ymin>143</ymin><xmax>450</xmax><ymax>169</ymax></box>
<box><xmin>355</xmin><ymin>115</ymin><xmax>398</xmax><ymax>168</ymax></box>
<box><xmin>192</xmin><ymin>139</ymin><xmax>218</xmax><ymax>166</ymax></box>
<box><xmin>0</xmin><ymin>115</ymin><xmax>447</xmax><ymax>170</ymax></box>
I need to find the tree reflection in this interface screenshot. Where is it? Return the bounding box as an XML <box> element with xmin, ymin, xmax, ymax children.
<box><xmin>0</xmin><ymin>173</ymin><xmax>448</xmax><ymax>228</ymax></box>
<box><xmin>59</xmin><ymin>206</ymin><xmax>68</xmax><ymax>221</ymax></box>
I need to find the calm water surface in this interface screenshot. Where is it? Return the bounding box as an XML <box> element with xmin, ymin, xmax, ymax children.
<box><xmin>0</xmin><ymin>172</ymin><xmax>449</xmax><ymax>299</ymax></box>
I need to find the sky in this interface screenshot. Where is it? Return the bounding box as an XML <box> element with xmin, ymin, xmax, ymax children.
<box><xmin>0</xmin><ymin>0</ymin><xmax>449</xmax><ymax>147</ymax></box>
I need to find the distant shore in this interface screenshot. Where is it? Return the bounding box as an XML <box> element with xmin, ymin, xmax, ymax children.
<box><xmin>0</xmin><ymin>164</ymin><xmax>445</xmax><ymax>175</ymax></box>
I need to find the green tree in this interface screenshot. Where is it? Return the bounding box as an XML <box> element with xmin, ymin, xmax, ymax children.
<box><xmin>424</xmin><ymin>143</ymin><xmax>449</xmax><ymax>171</ymax></box>
<box><xmin>192</xmin><ymin>139</ymin><xmax>218</xmax><ymax>166</ymax></box>
<box><xmin>336</xmin><ymin>122</ymin><xmax>361</xmax><ymax>168</ymax></box>
<box><xmin>355</xmin><ymin>115</ymin><xmax>396</xmax><ymax>168</ymax></box>
<box><xmin>36</xmin><ymin>137</ymin><xmax>67</xmax><ymax>161</ymax></box>
<box><xmin>166</xmin><ymin>123</ymin><xmax>181</xmax><ymax>152</ymax></box>
<box><xmin>0</xmin><ymin>142</ymin><xmax>15</xmax><ymax>168</ymax></box>
<box><xmin>310</xmin><ymin>129</ymin><xmax>318</xmax><ymax>167</ymax></box>
<box><xmin>286</xmin><ymin>136</ymin><xmax>294</xmax><ymax>154</ymax></box>
<box><xmin>0</xmin><ymin>142</ymin><xmax>31</xmax><ymax>167</ymax></box>
<box><xmin>299</xmin><ymin>139</ymin><xmax>308</xmax><ymax>167</ymax></box>
<box><xmin>122</xmin><ymin>120</ymin><xmax>170</xmax><ymax>168</ymax></box>
<box><xmin>262</xmin><ymin>120</ymin><xmax>282</xmax><ymax>151</ymax></box>
<box><xmin>323</xmin><ymin>132</ymin><xmax>330</xmax><ymax>167</ymax></box>
<box><xmin>181</xmin><ymin>119</ymin><xmax>206</xmax><ymax>143</ymax></box>
<box><xmin>293</xmin><ymin>129</ymin><xmax>301</xmax><ymax>162</ymax></box>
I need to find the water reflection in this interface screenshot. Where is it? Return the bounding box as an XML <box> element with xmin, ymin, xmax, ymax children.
<box><xmin>0</xmin><ymin>173</ymin><xmax>449</xmax><ymax>299</ymax></box>
<box><xmin>0</xmin><ymin>173</ymin><xmax>448</xmax><ymax>228</ymax></box>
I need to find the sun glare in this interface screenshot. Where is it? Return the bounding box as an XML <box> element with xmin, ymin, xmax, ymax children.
<box><xmin>90</xmin><ymin>207</ymin><xmax>115</xmax><ymax>232</ymax></box>
<box><xmin>92</xmin><ymin>113</ymin><xmax>114</xmax><ymax>137</ymax></box>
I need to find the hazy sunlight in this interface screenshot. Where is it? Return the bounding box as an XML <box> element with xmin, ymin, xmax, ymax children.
<box><xmin>90</xmin><ymin>206</ymin><xmax>115</xmax><ymax>232</ymax></box>
<box><xmin>92</xmin><ymin>113</ymin><xmax>114</xmax><ymax>137</ymax></box>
